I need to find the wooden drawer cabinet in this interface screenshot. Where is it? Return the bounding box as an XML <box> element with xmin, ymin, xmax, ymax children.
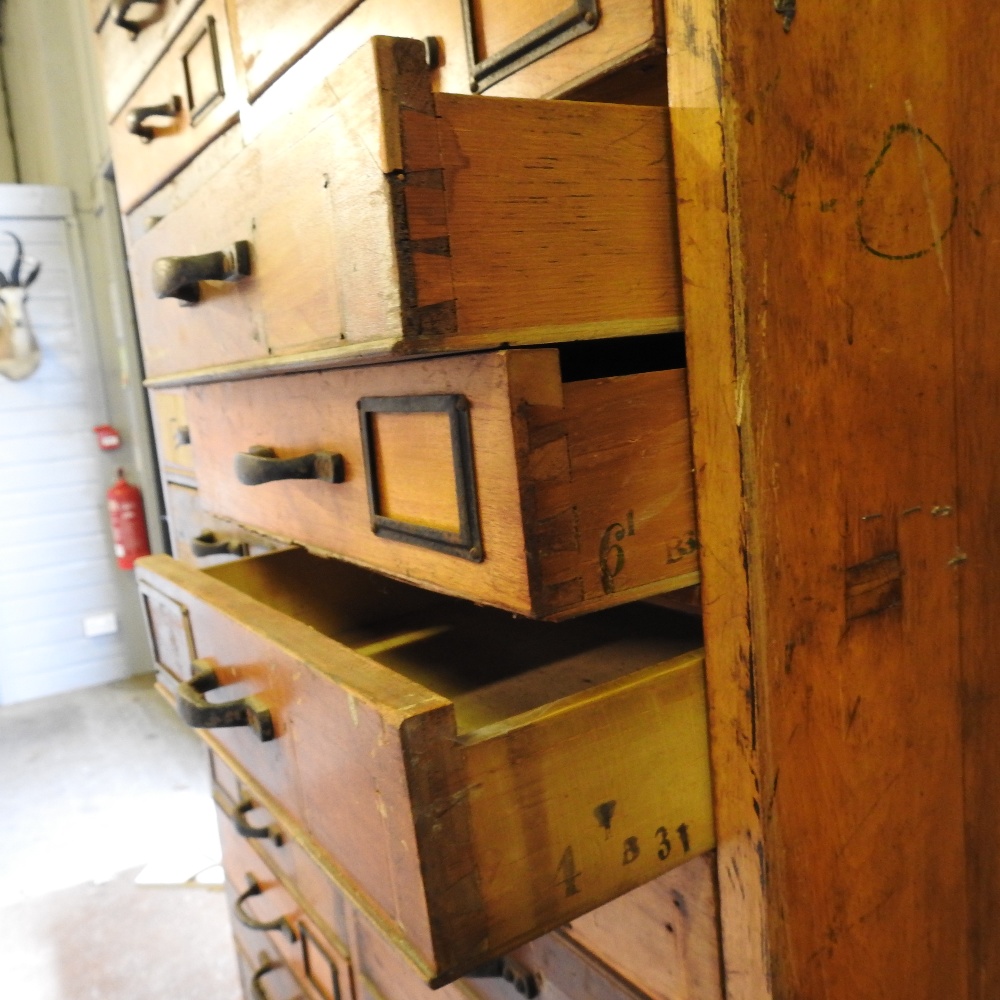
<box><xmin>95</xmin><ymin>0</ymin><xmax>205</xmax><ymax>121</ymax></box>
<box><xmin>109</xmin><ymin>0</ymin><xmax>241</xmax><ymax>213</ymax></box>
<box><xmin>186</xmin><ymin>344</ymin><xmax>697</xmax><ymax>619</ymax></box>
<box><xmin>132</xmin><ymin>36</ymin><xmax>680</xmax><ymax>381</ymax></box>
<box><xmin>136</xmin><ymin>548</ymin><xmax>712</xmax><ymax>984</ymax></box>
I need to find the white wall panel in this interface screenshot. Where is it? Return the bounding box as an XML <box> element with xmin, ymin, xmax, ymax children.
<box><xmin>0</xmin><ymin>193</ymin><xmax>136</xmax><ymax>703</ymax></box>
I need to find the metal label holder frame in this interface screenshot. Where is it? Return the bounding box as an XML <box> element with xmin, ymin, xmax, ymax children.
<box><xmin>358</xmin><ymin>393</ymin><xmax>484</xmax><ymax>562</ymax></box>
<box><xmin>461</xmin><ymin>0</ymin><xmax>600</xmax><ymax>93</ymax></box>
<box><xmin>182</xmin><ymin>14</ymin><xmax>225</xmax><ymax>127</ymax></box>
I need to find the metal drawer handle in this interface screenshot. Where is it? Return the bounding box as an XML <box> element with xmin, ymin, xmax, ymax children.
<box><xmin>127</xmin><ymin>95</ymin><xmax>181</xmax><ymax>143</ymax></box>
<box><xmin>190</xmin><ymin>530</ymin><xmax>247</xmax><ymax>558</ymax></box>
<box><xmin>235</xmin><ymin>874</ymin><xmax>297</xmax><ymax>943</ymax></box>
<box><xmin>232</xmin><ymin>797</ymin><xmax>284</xmax><ymax>846</ymax></box>
<box><xmin>152</xmin><ymin>240</ymin><xmax>251</xmax><ymax>304</ymax></box>
<box><xmin>469</xmin><ymin>958</ymin><xmax>540</xmax><ymax>998</ymax></box>
<box><xmin>235</xmin><ymin>446</ymin><xmax>346</xmax><ymax>486</ymax></box>
<box><xmin>113</xmin><ymin>0</ymin><xmax>162</xmax><ymax>37</ymax></box>
<box><xmin>175</xmin><ymin>659</ymin><xmax>274</xmax><ymax>742</ymax></box>
<box><xmin>173</xmin><ymin>425</ymin><xmax>191</xmax><ymax>447</ymax></box>
<box><xmin>250</xmin><ymin>954</ymin><xmax>278</xmax><ymax>1000</ymax></box>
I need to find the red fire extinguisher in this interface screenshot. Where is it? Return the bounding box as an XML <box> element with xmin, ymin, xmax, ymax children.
<box><xmin>107</xmin><ymin>468</ymin><xmax>151</xmax><ymax>570</ymax></box>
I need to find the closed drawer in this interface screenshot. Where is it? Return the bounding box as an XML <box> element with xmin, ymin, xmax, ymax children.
<box><xmin>352</xmin><ymin>905</ymin><xmax>651</xmax><ymax>1000</ymax></box>
<box><xmin>132</xmin><ymin>35</ymin><xmax>680</xmax><ymax>381</ymax></box>
<box><xmin>219</xmin><ymin>802</ymin><xmax>354</xmax><ymax>1000</ymax></box>
<box><xmin>211</xmin><ymin>749</ymin><xmax>354</xmax><ymax>955</ymax></box>
<box><xmin>564</xmin><ymin>856</ymin><xmax>723</xmax><ymax>1000</ymax></box>
<box><xmin>229</xmin><ymin>0</ymin><xmax>359</xmax><ymax>100</ymax></box>
<box><xmin>187</xmin><ymin>342</ymin><xmax>698</xmax><ymax>620</ymax></box>
<box><xmin>95</xmin><ymin>0</ymin><xmax>205</xmax><ymax>121</ymax></box>
<box><xmin>109</xmin><ymin>0</ymin><xmax>240</xmax><ymax>212</ymax></box>
<box><xmin>165</xmin><ymin>482</ymin><xmax>275</xmax><ymax>567</ymax></box>
<box><xmin>136</xmin><ymin>548</ymin><xmax>713</xmax><ymax>985</ymax></box>
<box><xmin>463</xmin><ymin>0</ymin><xmax>663</xmax><ymax>99</ymax></box>
<box><xmin>150</xmin><ymin>387</ymin><xmax>194</xmax><ymax>479</ymax></box>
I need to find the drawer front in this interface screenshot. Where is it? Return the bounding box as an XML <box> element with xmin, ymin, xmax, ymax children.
<box><xmin>564</xmin><ymin>857</ymin><xmax>723</xmax><ymax>1000</ymax></box>
<box><xmin>229</xmin><ymin>0</ymin><xmax>358</xmax><ymax>100</ymax></box>
<box><xmin>109</xmin><ymin>0</ymin><xmax>240</xmax><ymax>212</ymax></box>
<box><xmin>211</xmin><ymin>750</ymin><xmax>354</xmax><ymax>954</ymax></box>
<box><xmin>150</xmin><ymin>388</ymin><xmax>194</xmax><ymax>479</ymax></box>
<box><xmin>219</xmin><ymin>802</ymin><xmax>354</xmax><ymax>1000</ymax></box>
<box><xmin>136</xmin><ymin>549</ymin><xmax>712</xmax><ymax>983</ymax></box>
<box><xmin>96</xmin><ymin>0</ymin><xmax>205</xmax><ymax>121</ymax></box>
<box><xmin>463</xmin><ymin>0</ymin><xmax>662</xmax><ymax>99</ymax></box>
<box><xmin>187</xmin><ymin>348</ymin><xmax>698</xmax><ymax>619</ymax></box>
<box><xmin>234</xmin><ymin>942</ymin><xmax>304</xmax><ymax>1000</ymax></box>
<box><xmin>165</xmin><ymin>482</ymin><xmax>275</xmax><ymax>567</ymax></box>
<box><xmin>132</xmin><ymin>35</ymin><xmax>679</xmax><ymax>381</ymax></box>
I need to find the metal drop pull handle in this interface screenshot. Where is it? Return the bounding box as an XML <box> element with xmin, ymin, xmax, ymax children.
<box><xmin>190</xmin><ymin>531</ymin><xmax>247</xmax><ymax>559</ymax></box>
<box><xmin>234</xmin><ymin>874</ymin><xmax>297</xmax><ymax>942</ymax></box>
<box><xmin>153</xmin><ymin>240</ymin><xmax>251</xmax><ymax>304</ymax></box>
<box><xmin>175</xmin><ymin>659</ymin><xmax>274</xmax><ymax>742</ymax></box>
<box><xmin>235</xmin><ymin>445</ymin><xmax>346</xmax><ymax>486</ymax></box>
<box><xmin>250</xmin><ymin>955</ymin><xmax>278</xmax><ymax>1000</ymax></box>
<box><xmin>127</xmin><ymin>95</ymin><xmax>181</xmax><ymax>142</ymax></box>
<box><xmin>114</xmin><ymin>0</ymin><xmax>163</xmax><ymax>37</ymax></box>
<box><xmin>231</xmin><ymin>797</ymin><xmax>284</xmax><ymax>846</ymax></box>
<box><xmin>468</xmin><ymin>957</ymin><xmax>540</xmax><ymax>998</ymax></box>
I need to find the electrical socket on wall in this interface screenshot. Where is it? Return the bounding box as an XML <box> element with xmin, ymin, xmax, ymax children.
<box><xmin>83</xmin><ymin>612</ymin><xmax>118</xmax><ymax>638</ymax></box>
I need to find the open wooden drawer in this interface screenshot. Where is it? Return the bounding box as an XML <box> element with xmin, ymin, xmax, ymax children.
<box><xmin>136</xmin><ymin>548</ymin><xmax>713</xmax><ymax>985</ymax></box>
<box><xmin>132</xmin><ymin>34</ymin><xmax>681</xmax><ymax>381</ymax></box>
<box><xmin>186</xmin><ymin>339</ymin><xmax>699</xmax><ymax>620</ymax></box>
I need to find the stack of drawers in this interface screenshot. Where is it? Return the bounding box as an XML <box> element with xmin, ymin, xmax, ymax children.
<box><xmin>90</xmin><ymin>2</ymin><xmax>723</xmax><ymax>997</ymax></box>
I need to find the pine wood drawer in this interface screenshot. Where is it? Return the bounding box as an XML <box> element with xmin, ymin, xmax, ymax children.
<box><xmin>136</xmin><ymin>547</ymin><xmax>713</xmax><ymax>985</ymax></box>
<box><xmin>564</xmin><ymin>857</ymin><xmax>723</xmax><ymax>1000</ymax></box>
<box><xmin>461</xmin><ymin>0</ymin><xmax>663</xmax><ymax>100</ymax></box>
<box><xmin>186</xmin><ymin>343</ymin><xmax>698</xmax><ymax>620</ymax></box>
<box><xmin>219</xmin><ymin>801</ymin><xmax>354</xmax><ymax>1000</ymax></box>
<box><xmin>228</xmin><ymin>0</ymin><xmax>662</xmax><ymax>105</ymax></box>
<box><xmin>351</xmin><ymin>902</ymin><xmax>653</xmax><ymax>1000</ymax></box>
<box><xmin>164</xmin><ymin>482</ymin><xmax>275</xmax><ymax>567</ymax></box>
<box><xmin>132</xmin><ymin>35</ymin><xmax>681</xmax><ymax>382</ymax></box>
<box><xmin>150</xmin><ymin>388</ymin><xmax>194</xmax><ymax>480</ymax></box>
<box><xmin>95</xmin><ymin>0</ymin><xmax>205</xmax><ymax>121</ymax></box>
<box><xmin>108</xmin><ymin>0</ymin><xmax>241</xmax><ymax>213</ymax></box>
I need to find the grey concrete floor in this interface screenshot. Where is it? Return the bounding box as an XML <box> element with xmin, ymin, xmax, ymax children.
<box><xmin>0</xmin><ymin>674</ymin><xmax>242</xmax><ymax>999</ymax></box>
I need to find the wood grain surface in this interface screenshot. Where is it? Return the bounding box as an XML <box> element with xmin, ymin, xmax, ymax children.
<box><xmin>565</xmin><ymin>855</ymin><xmax>723</xmax><ymax>1000</ymax></box>
<box><xmin>665</xmin><ymin>0</ymin><xmax>985</xmax><ymax>997</ymax></box>
<box><xmin>185</xmin><ymin>348</ymin><xmax>696</xmax><ymax>618</ymax></box>
<box><xmin>131</xmin><ymin>36</ymin><xmax>680</xmax><ymax>381</ymax></box>
<box><xmin>135</xmin><ymin>549</ymin><xmax>710</xmax><ymax>983</ymax></box>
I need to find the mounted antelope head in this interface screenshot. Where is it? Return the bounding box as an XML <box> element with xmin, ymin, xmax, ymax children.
<box><xmin>0</xmin><ymin>231</ymin><xmax>42</xmax><ymax>381</ymax></box>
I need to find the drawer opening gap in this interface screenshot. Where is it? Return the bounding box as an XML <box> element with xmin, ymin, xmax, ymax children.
<box><xmin>556</xmin><ymin>332</ymin><xmax>686</xmax><ymax>383</ymax></box>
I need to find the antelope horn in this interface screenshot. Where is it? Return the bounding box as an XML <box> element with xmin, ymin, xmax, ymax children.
<box><xmin>23</xmin><ymin>260</ymin><xmax>40</xmax><ymax>288</ymax></box>
<box><xmin>5</xmin><ymin>231</ymin><xmax>24</xmax><ymax>286</ymax></box>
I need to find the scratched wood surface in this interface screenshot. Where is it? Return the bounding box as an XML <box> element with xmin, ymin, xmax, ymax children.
<box><xmin>136</xmin><ymin>548</ymin><xmax>711</xmax><ymax>984</ymax></box>
<box><xmin>666</xmin><ymin>0</ymin><xmax>977</xmax><ymax>997</ymax></box>
<box><xmin>564</xmin><ymin>855</ymin><xmax>723</xmax><ymax>1000</ymax></box>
